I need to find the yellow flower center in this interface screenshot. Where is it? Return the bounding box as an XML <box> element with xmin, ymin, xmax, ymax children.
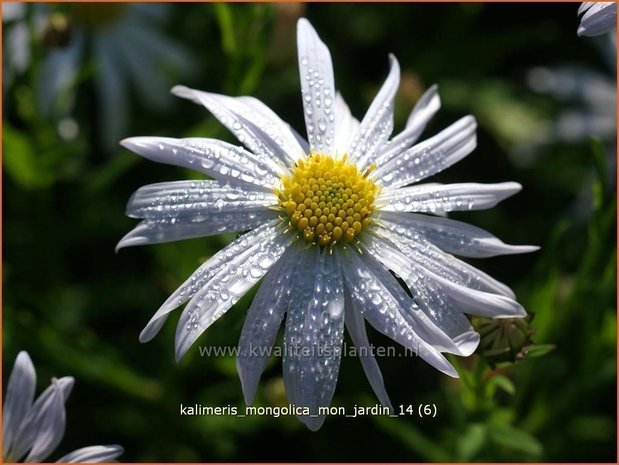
<box><xmin>276</xmin><ymin>153</ymin><xmax>379</xmax><ymax>247</ymax></box>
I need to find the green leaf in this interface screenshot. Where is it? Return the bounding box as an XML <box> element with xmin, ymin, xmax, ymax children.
<box><xmin>456</xmin><ymin>423</ymin><xmax>487</xmax><ymax>461</ymax></box>
<box><xmin>490</xmin><ymin>423</ymin><xmax>543</xmax><ymax>457</ymax></box>
<box><xmin>374</xmin><ymin>416</ymin><xmax>451</xmax><ymax>462</ymax></box>
<box><xmin>589</xmin><ymin>137</ymin><xmax>609</xmax><ymax>206</ymax></box>
<box><xmin>524</xmin><ymin>344</ymin><xmax>556</xmax><ymax>358</ymax></box>
<box><xmin>3</xmin><ymin>123</ymin><xmax>54</xmax><ymax>189</ymax></box>
<box><xmin>214</xmin><ymin>3</ymin><xmax>237</xmax><ymax>55</ymax></box>
<box><xmin>488</xmin><ymin>374</ymin><xmax>516</xmax><ymax>395</ymax></box>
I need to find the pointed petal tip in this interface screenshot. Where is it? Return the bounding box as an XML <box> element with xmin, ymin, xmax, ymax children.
<box><xmin>495</xmin><ymin>306</ymin><xmax>528</xmax><ymax>319</ymax></box>
<box><xmin>235</xmin><ymin>359</ymin><xmax>257</xmax><ymax>406</ymax></box>
<box><xmin>119</xmin><ymin>136</ymin><xmax>155</xmax><ymax>154</ymax></box>
<box><xmin>512</xmin><ymin>244</ymin><xmax>540</xmax><ymax>254</ymax></box>
<box><xmin>301</xmin><ymin>414</ymin><xmax>326</xmax><ymax>432</ymax></box>
<box><xmin>461</xmin><ymin>114</ymin><xmax>477</xmax><ymax>128</ymax></box>
<box><xmin>387</xmin><ymin>53</ymin><xmax>400</xmax><ymax>73</ymax></box>
<box><xmin>119</xmin><ymin>137</ymin><xmax>136</xmax><ymax>150</ymax></box>
<box><xmin>453</xmin><ymin>331</ymin><xmax>481</xmax><ymax>357</ymax></box>
<box><xmin>15</xmin><ymin>350</ymin><xmax>34</xmax><ymax>368</ymax></box>
<box><xmin>138</xmin><ymin>329</ymin><xmax>155</xmax><ymax>344</ymax></box>
<box><xmin>296</xmin><ymin>17</ymin><xmax>312</xmax><ymax>31</ymax></box>
<box><xmin>58</xmin><ymin>375</ymin><xmax>76</xmax><ymax>388</ymax></box>
<box><xmin>442</xmin><ymin>363</ymin><xmax>459</xmax><ymax>378</ymax></box>
<box><xmin>115</xmin><ymin>234</ymin><xmax>145</xmax><ymax>252</ymax></box>
<box><xmin>170</xmin><ymin>84</ymin><xmax>191</xmax><ymax>97</ymax></box>
<box><xmin>476</xmin><ymin>239</ymin><xmax>541</xmax><ymax>256</ymax></box>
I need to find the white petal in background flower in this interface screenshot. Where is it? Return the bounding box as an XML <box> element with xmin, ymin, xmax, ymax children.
<box><xmin>27</xmin><ymin>3</ymin><xmax>195</xmax><ymax>150</ymax></box>
<box><xmin>578</xmin><ymin>2</ymin><xmax>617</xmax><ymax>37</ymax></box>
<box><xmin>120</xmin><ymin>17</ymin><xmax>537</xmax><ymax>431</ymax></box>
<box><xmin>2</xmin><ymin>351</ymin><xmax>123</xmax><ymax>462</ymax></box>
<box><xmin>2</xmin><ymin>351</ymin><xmax>37</xmax><ymax>459</ymax></box>
<box><xmin>55</xmin><ymin>445</ymin><xmax>125</xmax><ymax>463</ymax></box>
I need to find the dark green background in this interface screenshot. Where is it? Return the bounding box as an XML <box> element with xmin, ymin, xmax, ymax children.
<box><xmin>3</xmin><ymin>2</ymin><xmax>616</xmax><ymax>462</ymax></box>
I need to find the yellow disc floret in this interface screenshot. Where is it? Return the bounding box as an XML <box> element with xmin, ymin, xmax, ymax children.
<box><xmin>276</xmin><ymin>153</ymin><xmax>379</xmax><ymax>247</ymax></box>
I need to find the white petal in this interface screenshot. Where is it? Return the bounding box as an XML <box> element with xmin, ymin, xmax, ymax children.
<box><xmin>172</xmin><ymin>86</ymin><xmax>303</xmax><ymax>168</ymax></box>
<box><xmin>373</xmin><ymin>116</ymin><xmax>477</xmax><ymax>189</ymax></box>
<box><xmin>357</xmin><ymin>238</ymin><xmax>479</xmax><ymax>357</ymax></box>
<box><xmin>22</xmin><ymin>379</ymin><xmax>67</xmax><ymax>462</ymax></box>
<box><xmin>125</xmin><ymin>180</ymin><xmax>276</xmax><ymax>219</ymax></box>
<box><xmin>123</xmin><ymin>173</ymin><xmax>276</xmax><ymax>247</ymax></box>
<box><xmin>333</xmin><ymin>92</ymin><xmax>360</xmax><ymax>155</ymax></box>
<box><xmin>36</xmin><ymin>36</ymin><xmax>83</xmax><ymax>117</ymax></box>
<box><xmin>578</xmin><ymin>2</ymin><xmax>616</xmax><ymax>36</ymax></box>
<box><xmin>375</xmin><ymin>84</ymin><xmax>441</xmax><ymax>167</ymax></box>
<box><xmin>378</xmin><ymin>182</ymin><xmax>522</xmax><ymax>213</ymax></box>
<box><xmin>343</xmin><ymin>248</ymin><xmax>458</xmax><ymax>377</ymax></box>
<box><xmin>378</xmin><ymin>227</ymin><xmax>516</xmax><ymax>298</ymax></box>
<box><xmin>117</xmin><ymin>212</ymin><xmax>277</xmax><ymax>251</ymax></box>
<box><xmin>120</xmin><ymin>137</ymin><xmax>280</xmax><ymax>190</ymax></box>
<box><xmin>56</xmin><ymin>445</ymin><xmax>124</xmax><ymax>463</ymax></box>
<box><xmin>283</xmin><ymin>247</ymin><xmax>345</xmax><ymax>431</ymax></box>
<box><xmin>358</xmin><ymin>236</ymin><xmax>479</xmax><ymax>353</ymax></box>
<box><xmin>9</xmin><ymin>377</ymin><xmax>74</xmax><ymax>463</ymax></box>
<box><xmin>350</xmin><ymin>55</ymin><xmax>400</xmax><ymax>170</ymax></box>
<box><xmin>343</xmin><ymin>294</ymin><xmax>393</xmax><ymax>411</ymax></box>
<box><xmin>236</xmin><ymin>95</ymin><xmax>309</xmax><ymax>160</ymax></box>
<box><xmin>236</xmin><ymin>242</ymin><xmax>304</xmax><ymax>405</ymax></box>
<box><xmin>365</xmin><ymin>234</ymin><xmax>525</xmax><ymax>323</ymax></box>
<box><xmin>174</xmin><ymin>227</ymin><xmax>293</xmax><ymax>361</ymax></box>
<box><xmin>109</xmin><ymin>25</ymin><xmax>171</xmax><ymax>110</ymax></box>
<box><xmin>578</xmin><ymin>2</ymin><xmax>594</xmax><ymax>15</ymax></box>
<box><xmin>297</xmin><ymin>18</ymin><xmax>336</xmax><ymax>154</ymax></box>
<box><xmin>380</xmin><ymin>211</ymin><xmax>540</xmax><ymax>258</ymax></box>
<box><xmin>3</xmin><ymin>351</ymin><xmax>36</xmax><ymax>458</ymax></box>
<box><xmin>138</xmin><ymin>221</ymin><xmax>284</xmax><ymax>342</ymax></box>
<box><xmin>93</xmin><ymin>33</ymin><xmax>129</xmax><ymax>150</ymax></box>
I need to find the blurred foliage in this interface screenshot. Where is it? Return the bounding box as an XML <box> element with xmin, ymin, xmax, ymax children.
<box><xmin>3</xmin><ymin>2</ymin><xmax>616</xmax><ymax>462</ymax></box>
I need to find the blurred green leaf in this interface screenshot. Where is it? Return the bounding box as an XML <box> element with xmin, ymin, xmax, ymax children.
<box><xmin>487</xmin><ymin>374</ymin><xmax>516</xmax><ymax>396</ymax></box>
<box><xmin>524</xmin><ymin>344</ymin><xmax>556</xmax><ymax>358</ymax></box>
<box><xmin>456</xmin><ymin>423</ymin><xmax>487</xmax><ymax>461</ymax></box>
<box><xmin>490</xmin><ymin>423</ymin><xmax>543</xmax><ymax>457</ymax></box>
<box><xmin>3</xmin><ymin>123</ymin><xmax>54</xmax><ymax>188</ymax></box>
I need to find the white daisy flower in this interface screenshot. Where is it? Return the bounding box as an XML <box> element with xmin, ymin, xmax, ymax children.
<box><xmin>31</xmin><ymin>3</ymin><xmax>193</xmax><ymax>148</ymax></box>
<box><xmin>119</xmin><ymin>18</ymin><xmax>537</xmax><ymax>431</ymax></box>
<box><xmin>3</xmin><ymin>351</ymin><xmax>123</xmax><ymax>462</ymax></box>
<box><xmin>577</xmin><ymin>2</ymin><xmax>617</xmax><ymax>37</ymax></box>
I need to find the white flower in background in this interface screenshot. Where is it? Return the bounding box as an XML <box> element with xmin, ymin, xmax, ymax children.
<box><xmin>3</xmin><ymin>351</ymin><xmax>123</xmax><ymax>463</ymax></box>
<box><xmin>30</xmin><ymin>3</ymin><xmax>193</xmax><ymax>148</ymax></box>
<box><xmin>526</xmin><ymin>66</ymin><xmax>616</xmax><ymax>147</ymax></box>
<box><xmin>119</xmin><ymin>18</ymin><xmax>537</xmax><ymax>431</ymax></box>
<box><xmin>577</xmin><ymin>2</ymin><xmax>617</xmax><ymax>36</ymax></box>
<box><xmin>2</xmin><ymin>2</ymin><xmax>30</xmax><ymax>93</ymax></box>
